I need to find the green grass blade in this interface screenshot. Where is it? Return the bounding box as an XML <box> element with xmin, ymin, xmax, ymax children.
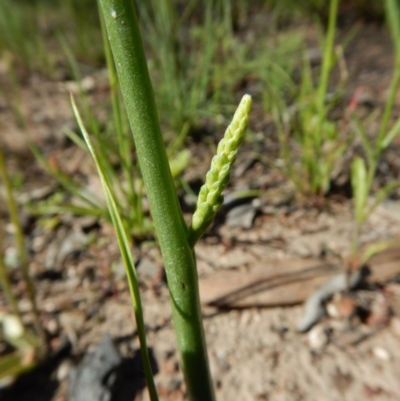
<box><xmin>71</xmin><ymin>96</ymin><xmax>159</xmax><ymax>401</ymax></box>
<box><xmin>0</xmin><ymin>148</ymin><xmax>47</xmax><ymax>352</ymax></box>
<box><xmin>64</xmin><ymin>128</ymin><xmax>89</xmax><ymax>151</ymax></box>
<box><xmin>381</xmin><ymin>113</ymin><xmax>400</xmax><ymax>150</ymax></box>
<box><xmin>63</xmin><ymin>128</ymin><xmax>130</xmax><ymax>227</ymax></box>
<box><xmin>351</xmin><ymin>116</ymin><xmax>374</xmax><ymax>164</ymax></box>
<box><xmin>316</xmin><ymin>0</ymin><xmax>339</xmax><ymax>115</ymax></box>
<box><xmin>0</xmin><ymin>230</ymin><xmax>22</xmax><ymax>324</ymax></box>
<box><xmin>30</xmin><ymin>203</ymin><xmax>107</xmax><ymax>218</ymax></box>
<box><xmin>0</xmin><ymin>352</ymin><xmax>36</xmax><ymax>380</ymax></box>
<box><xmin>30</xmin><ymin>144</ymin><xmax>103</xmax><ymax>209</ymax></box>
<box><xmin>366</xmin><ymin>181</ymin><xmax>399</xmax><ymax>217</ymax></box>
<box><xmin>377</xmin><ymin>0</ymin><xmax>400</xmax><ymax>146</ymax></box>
<box><xmin>351</xmin><ymin>156</ymin><xmax>368</xmax><ymax>224</ymax></box>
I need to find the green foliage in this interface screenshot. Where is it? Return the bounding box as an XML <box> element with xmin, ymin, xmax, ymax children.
<box><xmin>0</xmin><ymin>351</ymin><xmax>35</xmax><ymax>381</ymax></box>
<box><xmin>137</xmin><ymin>0</ymin><xmax>300</xmax><ymax>141</ymax></box>
<box><xmin>30</xmin><ymin>3</ymin><xmax>152</xmax><ymax>240</ymax></box>
<box><xmin>268</xmin><ymin>0</ymin><xmax>349</xmax><ymax>198</ymax></box>
<box><xmin>351</xmin><ymin>0</ymin><xmax>400</xmax><ymax>235</ymax></box>
<box><xmin>0</xmin><ymin>0</ymin><xmax>102</xmax><ymax>76</ymax></box>
<box><xmin>0</xmin><ymin>151</ymin><xmax>44</xmax><ymax>345</ymax></box>
<box><xmin>29</xmin><ymin>0</ymin><xmax>299</xmax><ymax>242</ymax></box>
<box><xmin>0</xmin><ymin>1</ymin><xmax>52</xmax><ymax>74</ymax></box>
<box><xmin>0</xmin><ymin>314</ymin><xmax>42</xmax><ymax>383</ymax></box>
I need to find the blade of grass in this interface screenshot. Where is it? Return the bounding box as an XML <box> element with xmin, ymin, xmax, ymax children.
<box><xmin>351</xmin><ymin>156</ymin><xmax>368</xmax><ymax>224</ymax></box>
<box><xmin>377</xmin><ymin>0</ymin><xmax>400</xmax><ymax>146</ymax></box>
<box><xmin>366</xmin><ymin>181</ymin><xmax>399</xmax><ymax>217</ymax></box>
<box><xmin>381</xmin><ymin>114</ymin><xmax>400</xmax><ymax>150</ymax></box>
<box><xmin>0</xmin><ymin>228</ymin><xmax>23</xmax><ymax>324</ymax></box>
<box><xmin>316</xmin><ymin>0</ymin><xmax>339</xmax><ymax>116</ymax></box>
<box><xmin>71</xmin><ymin>95</ymin><xmax>159</xmax><ymax>401</ymax></box>
<box><xmin>0</xmin><ymin>148</ymin><xmax>47</xmax><ymax>353</ymax></box>
<box><xmin>29</xmin><ymin>203</ymin><xmax>107</xmax><ymax>218</ymax></box>
<box><xmin>0</xmin><ymin>352</ymin><xmax>36</xmax><ymax>381</ymax></box>
<box><xmin>57</xmin><ymin>30</ymin><xmax>100</xmax><ymax>136</ymax></box>
<box><xmin>351</xmin><ymin>116</ymin><xmax>374</xmax><ymax>164</ymax></box>
<box><xmin>30</xmin><ymin>144</ymin><xmax>104</xmax><ymax>210</ymax></box>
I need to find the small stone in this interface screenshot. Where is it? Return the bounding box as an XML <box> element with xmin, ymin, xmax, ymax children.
<box><xmin>57</xmin><ymin>359</ymin><xmax>73</xmax><ymax>382</ymax></box>
<box><xmin>1</xmin><ymin>314</ymin><xmax>24</xmax><ymax>338</ymax></box>
<box><xmin>226</xmin><ymin>203</ymin><xmax>257</xmax><ymax>229</ymax></box>
<box><xmin>68</xmin><ymin>336</ymin><xmax>122</xmax><ymax>401</ymax></box>
<box><xmin>81</xmin><ymin>76</ymin><xmax>96</xmax><ymax>92</ymax></box>
<box><xmin>32</xmin><ymin>235</ymin><xmax>46</xmax><ymax>253</ymax></box>
<box><xmin>372</xmin><ymin>346</ymin><xmax>390</xmax><ymax>361</ymax></box>
<box><xmin>326</xmin><ymin>302</ymin><xmax>340</xmax><ymax>318</ymax></box>
<box><xmin>18</xmin><ymin>299</ymin><xmax>32</xmax><ymax>313</ymax></box>
<box><xmin>46</xmin><ymin>318</ymin><xmax>59</xmax><ymax>335</ymax></box>
<box><xmin>214</xmin><ymin>349</ymin><xmax>230</xmax><ymax>372</ymax></box>
<box><xmin>308</xmin><ymin>324</ymin><xmax>328</xmax><ymax>349</ymax></box>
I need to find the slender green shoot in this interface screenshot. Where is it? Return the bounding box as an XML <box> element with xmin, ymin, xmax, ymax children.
<box><xmin>316</xmin><ymin>0</ymin><xmax>339</xmax><ymax>117</ymax></box>
<box><xmin>0</xmin><ymin>351</ymin><xmax>36</xmax><ymax>380</ymax></box>
<box><xmin>0</xmin><ymin>148</ymin><xmax>47</xmax><ymax>352</ymax></box>
<box><xmin>350</xmin><ymin>0</ymin><xmax>400</xmax><ymax>256</ymax></box>
<box><xmin>57</xmin><ymin>30</ymin><xmax>101</xmax><ymax>136</ymax></box>
<box><xmin>30</xmin><ymin>144</ymin><xmax>105</xmax><ymax>210</ymax></box>
<box><xmin>71</xmin><ymin>96</ymin><xmax>159</xmax><ymax>401</ymax></box>
<box><xmin>0</xmin><ymin>230</ymin><xmax>22</xmax><ymax>325</ymax></box>
<box><xmin>0</xmin><ymin>64</ymin><xmax>26</xmax><ymax>129</ymax></box>
<box><xmin>377</xmin><ymin>0</ymin><xmax>400</xmax><ymax>145</ymax></box>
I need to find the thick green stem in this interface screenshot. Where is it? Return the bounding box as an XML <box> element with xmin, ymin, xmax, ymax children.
<box><xmin>99</xmin><ymin>4</ymin><xmax>141</xmax><ymax>230</ymax></box>
<box><xmin>98</xmin><ymin>2</ymin><xmax>215</xmax><ymax>400</ymax></box>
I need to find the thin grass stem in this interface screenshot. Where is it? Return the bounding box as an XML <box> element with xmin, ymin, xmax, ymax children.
<box><xmin>0</xmin><ymin>148</ymin><xmax>47</xmax><ymax>353</ymax></box>
<box><xmin>72</xmin><ymin>97</ymin><xmax>159</xmax><ymax>401</ymax></box>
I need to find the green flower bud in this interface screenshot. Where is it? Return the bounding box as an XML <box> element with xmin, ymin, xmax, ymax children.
<box><xmin>188</xmin><ymin>94</ymin><xmax>252</xmax><ymax>246</ymax></box>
